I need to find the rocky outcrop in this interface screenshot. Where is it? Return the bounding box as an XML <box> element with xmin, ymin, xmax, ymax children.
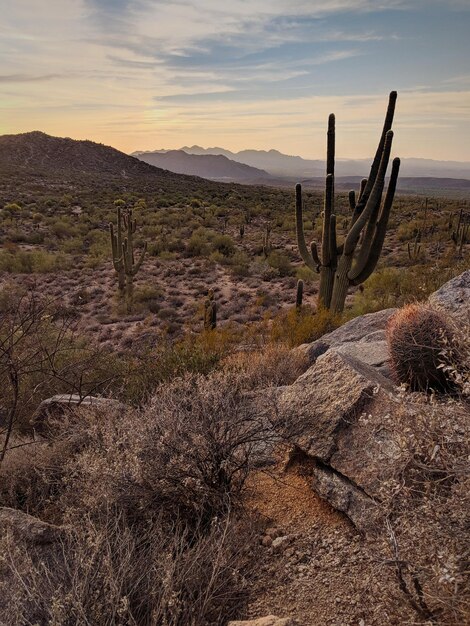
<box><xmin>279</xmin><ymin>350</ymin><xmax>394</xmax><ymax>460</ymax></box>
<box><xmin>296</xmin><ymin>308</ymin><xmax>397</xmax><ymax>369</ymax></box>
<box><xmin>428</xmin><ymin>269</ymin><xmax>470</xmax><ymax>322</ymax></box>
<box><xmin>228</xmin><ymin>617</ymin><xmax>296</xmax><ymax>626</ymax></box>
<box><xmin>281</xmin><ymin>270</ymin><xmax>469</xmax><ymax>532</ymax></box>
<box><xmin>278</xmin><ymin>350</ymin><xmax>396</xmax><ymax>531</ymax></box>
<box><xmin>31</xmin><ymin>394</ymin><xmax>126</xmax><ymax>436</ymax></box>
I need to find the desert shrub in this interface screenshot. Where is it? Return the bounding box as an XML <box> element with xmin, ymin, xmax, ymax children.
<box><xmin>396</xmin><ymin>219</ymin><xmax>422</xmax><ymax>241</ymax></box>
<box><xmin>270</xmin><ymin>306</ymin><xmax>340</xmax><ymax>347</ymax></box>
<box><xmin>0</xmin><ymin>250</ymin><xmax>70</xmax><ymax>273</ymax></box>
<box><xmin>266</xmin><ymin>250</ymin><xmax>293</xmax><ymax>277</ymax></box>
<box><xmin>134</xmin><ymin>285</ymin><xmax>163</xmax><ymax>304</ymax></box>
<box><xmin>220</xmin><ymin>249</ymin><xmax>250</xmax><ymax>276</ymax></box>
<box><xmin>186</xmin><ymin>229</ymin><xmax>211</xmax><ymax>257</ymax></box>
<box><xmin>221</xmin><ymin>343</ymin><xmax>308</xmax><ymax>388</ymax></box>
<box><xmin>370</xmin><ymin>396</ymin><xmax>469</xmax><ymax>624</ymax></box>
<box><xmin>386</xmin><ymin>304</ymin><xmax>461</xmax><ymax>392</ymax></box>
<box><xmin>296</xmin><ymin>265</ymin><xmax>317</xmax><ymax>284</ymax></box>
<box><xmin>0</xmin><ymin>288</ymin><xmax>125</xmax><ymax>435</ymax></box>
<box><xmin>0</xmin><ymin>369</ymin><xmax>272</xmax><ymax>625</ymax></box>
<box><xmin>349</xmin><ymin>264</ymin><xmax>467</xmax><ymax>317</ymax></box>
<box><xmin>211</xmin><ymin>234</ymin><xmax>235</xmax><ymax>257</ymax></box>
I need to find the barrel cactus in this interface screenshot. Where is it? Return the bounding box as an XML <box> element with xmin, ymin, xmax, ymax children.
<box><xmin>386</xmin><ymin>303</ymin><xmax>459</xmax><ymax>393</ymax></box>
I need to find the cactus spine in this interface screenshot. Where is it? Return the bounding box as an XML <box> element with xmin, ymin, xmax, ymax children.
<box><xmin>204</xmin><ymin>289</ymin><xmax>217</xmax><ymax>330</ymax></box>
<box><xmin>296</xmin><ymin>91</ymin><xmax>400</xmax><ymax>314</ymax></box>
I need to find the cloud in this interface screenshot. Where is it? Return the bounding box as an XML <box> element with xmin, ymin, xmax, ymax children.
<box><xmin>0</xmin><ymin>73</ymin><xmax>64</xmax><ymax>83</ymax></box>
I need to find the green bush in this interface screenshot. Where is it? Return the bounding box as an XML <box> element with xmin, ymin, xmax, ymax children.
<box><xmin>266</xmin><ymin>250</ymin><xmax>293</xmax><ymax>277</ymax></box>
<box><xmin>0</xmin><ymin>250</ymin><xmax>70</xmax><ymax>273</ymax></box>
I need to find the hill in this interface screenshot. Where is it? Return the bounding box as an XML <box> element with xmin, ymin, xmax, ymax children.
<box><xmin>0</xmin><ymin>131</ymin><xmax>236</xmax><ymax>200</ymax></box>
<box><xmin>132</xmin><ymin>149</ymin><xmax>273</xmax><ymax>183</ymax></box>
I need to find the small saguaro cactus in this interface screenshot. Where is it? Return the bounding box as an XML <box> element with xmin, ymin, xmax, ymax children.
<box><xmin>451</xmin><ymin>208</ymin><xmax>469</xmax><ymax>256</ymax></box>
<box><xmin>296</xmin><ymin>91</ymin><xmax>400</xmax><ymax>314</ymax></box>
<box><xmin>204</xmin><ymin>289</ymin><xmax>217</xmax><ymax>330</ymax></box>
<box><xmin>109</xmin><ymin>200</ymin><xmax>126</xmax><ymax>296</ymax></box>
<box><xmin>122</xmin><ymin>208</ymin><xmax>147</xmax><ymax>311</ymax></box>
<box><xmin>407</xmin><ymin>231</ymin><xmax>422</xmax><ymax>261</ymax></box>
<box><xmin>239</xmin><ymin>224</ymin><xmax>245</xmax><ymax>241</ymax></box>
<box><xmin>296</xmin><ymin>279</ymin><xmax>304</xmax><ymax>310</ymax></box>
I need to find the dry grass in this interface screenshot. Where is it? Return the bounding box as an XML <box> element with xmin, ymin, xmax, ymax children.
<box><xmin>0</xmin><ymin>345</ymin><xmax>307</xmax><ymax>625</ymax></box>
<box><xmin>370</xmin><ymin>394</ymin><xmax>470</xmax><ymax>624</ymax></box>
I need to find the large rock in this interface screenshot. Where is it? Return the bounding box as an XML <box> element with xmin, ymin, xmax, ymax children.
<box><xmin>279</xmin><ymin>350</ymin><xmax>394</xmax><ymax>461</ymax></box>
<box><xmin>297</xmin><ymin>308</ymin><xmax>397</xmax><ymax>366</ymax></box>
<box><xmin>428</xmin><ymin>269</ymin><xmax>470</xmax><ymax>323</ymax></box>
<box><xmin>31</xmin><ymin>394</ymin><xmax>126</xmax><ymax>436</ymax></box>
<box><xmin>228</xmin><ymin>617</ymin><xmax>296</xmax><ymax>626</ymax></box>
<box><xmin>278</xmin><ymin>350</ymin><xmax>398</xmax><ymax>531</ymax></box>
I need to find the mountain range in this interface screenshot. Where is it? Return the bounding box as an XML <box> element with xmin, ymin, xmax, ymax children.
<box><xmin>132</xmin><ymin>149</ymin><xmax>271</xmax><ymax>182</ymax></box>
<box><xmin>0</xmin><ymin>132</ymin><xmax>469</xmax><ymax>201</ymax></box>
<box><xmin>133</xmin><ymin>145</ymin><xmax>470</xmax><ymax>181</ymax></box>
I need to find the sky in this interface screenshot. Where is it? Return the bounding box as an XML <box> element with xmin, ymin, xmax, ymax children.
<box><xmin>1</xmin><ymin>0</ymin><xmax>470</xmax><ymax>160</ymax></box>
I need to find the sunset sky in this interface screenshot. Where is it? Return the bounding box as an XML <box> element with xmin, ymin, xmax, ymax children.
<box><xmin>2</xmin><ymin>0</ymin><xmax>469</xmax><ymax>160</ymax></box>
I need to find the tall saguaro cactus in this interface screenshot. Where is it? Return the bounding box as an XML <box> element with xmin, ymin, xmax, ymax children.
<box><xmin>296</xmin><ymin>91</ymin><xmax>400</xmax><ymax>314</ymax></box>
<box><xmin>109</xmin><ymin>204</ymin><xmax>147</xmax><ymax>310</ymax></box>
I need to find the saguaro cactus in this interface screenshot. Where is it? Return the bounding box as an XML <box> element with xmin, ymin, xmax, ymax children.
<box><xmin>204</xmin><ymin>289</ymin><xmax>217</xmax><ymax>330</ymax></box>
<box><xmin>296</xmin><ymin>91</ymin><xmax>400</xmax><ymax>314</ymax></box>
<box><xmin>122</xmin><ymin>208</ymin><xmax>147</xmax><ymax>310</ymax></box>
<box><xmin>296</xmin><ymin>279</ymin><xmax>304</xmax><ymax>310</ymax></box>
<box><xmin>109</xmin><ymin>203</ymin><xmax>125</xmax><ymax>296</ymax></box>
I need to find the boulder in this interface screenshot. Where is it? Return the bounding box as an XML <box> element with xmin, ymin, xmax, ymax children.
<box><xmin>278</xmin><ymin>350</ymin><xmax>394</xmax><ymax>461</ymax></box>
<box><xmin>296</xmin><ymin>308</ymin><xmax>397</xmax><ymax>367</ymax></box>
<box><xmin>31</xmin><ymin>394</ymin><xmax>126</xmax><ymax>436</ymax></box>
<box><xmin>228</xmin><ymin>617</ymin><xmax>296</xmax><ymax>626</ymax></box>
<box><xmin>0</xmin><ymin>507</ymin><xmax>64</xmax><ymax>546</ymax></box>
<box><xmin>334</xmin><ymin>339</ymin><xmax>389</xmax><ymax>368</ymax></box>
<box><xmin>428</xmin><ymin>269</ymin><xmax>470</xmax><ymax>323</ymax></box>
<box><xmin>278</xmin><ymin>350</ymin><xmax>398</xmax><ymax>531</ymax></box>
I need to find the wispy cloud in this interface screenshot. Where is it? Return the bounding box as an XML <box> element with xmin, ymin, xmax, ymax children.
<box><xmin>0</xmin><ymin>73</ymin><xmax>65</xmax><ymax>83</ymax></box>
<box><xmin>0</xmin><ymin>0</ymin><xmax>469</xmax><ymax>159</ymax></box>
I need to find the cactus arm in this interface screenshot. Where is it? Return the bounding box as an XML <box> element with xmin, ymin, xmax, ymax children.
<box><xmin>131</xmin><ymin>242</ymin><xmax>147</xmax><ymax>276</ymax></box>
<box><xmin>295</xmin><ymin>183</ymin><xmax>316</xmax><ymax>271</ymax></box>
<box><xmin>353</xmin><ymin>92</ymin><xmax>396</xmax><ymax>214</ymax></box>
<box><xmin>296</xmin><ymin>279</ymin><xmax>304</xmax><ymax>309</ymax></box>
<box><xmin>358</xmin><ymin>178</ymin><xmax>368</xmax><ymax>202</ymax></box>
<box><xmin>327</xmin><ymin>113</ymin><xmax>335</xmax><ymax>178</ymax></box>
<box><xmin>349</xmin><ymin>157</ymin><xmax>400</xmax><ymax>285</ymax></box>
<box><xmin>348</xmin><ymin>191</ymin><xmax>356</xmax><ymax>212</ymax></box>
<box><xmin>311</xmin><ymin>241</ymin><xmax>321</xmax><ymax>269</ymax></box>
<box><xmin>343</xmin><ymin>130</ymin><xmax>394</xmax><ymax>256</ymax></box>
